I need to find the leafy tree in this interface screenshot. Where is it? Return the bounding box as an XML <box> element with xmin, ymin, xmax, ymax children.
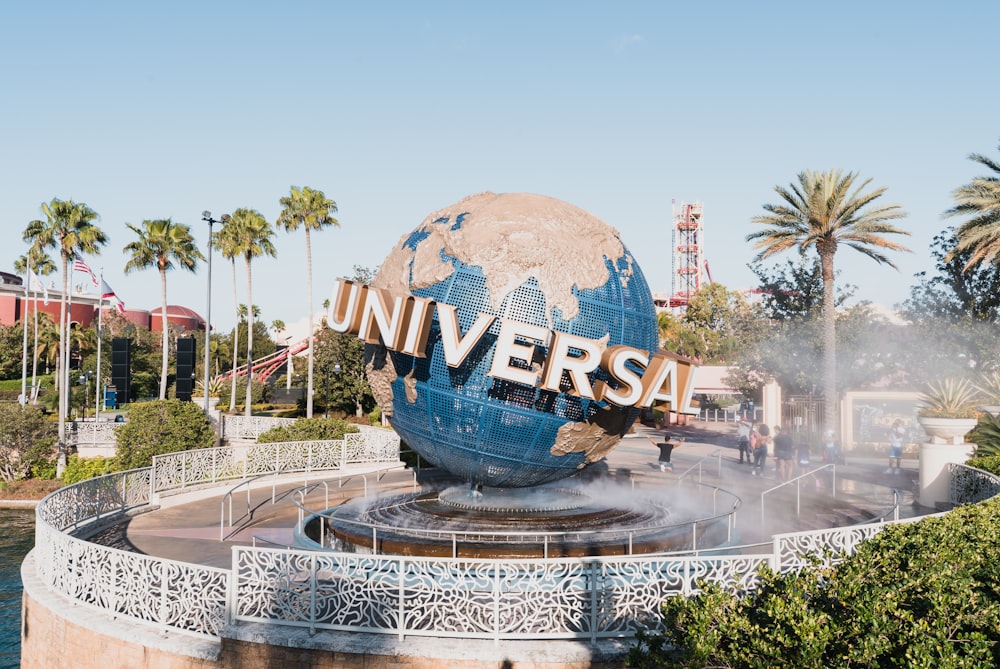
<box><xmin>113</xmin><ymin>399</ymin><xmax>214</xmax><ymax>469</ymax></box>
<box><xmin>315</xmin><ymin>327</ymin><xmax>375</xmax><ymax>417</ymax></box>
<box><xmin>0</xmin><ymin>404</ymin><xmax>57</xmax><ymax>482</ymax></box>
<box><xmin>123</xmin><ymin>219</ymin><xmax>204</xmax><ymax>400</ymax></box>
<box><xmin>256</xmin><ymin>417</ymin><xmax>358</xmax><ymax>443</ymax></box>
<box><xmin>24</xmin><ymin>197</ymin><xmax>107</xmax><ymax>474</ymax></box>
<box><xmin>748</xmin><ymin>170</ymin><xmax>910</xmax><ymax>435</ymax></box>
<box><xmin>749</xmin><ymin>257</ymin><xmax>856</xmax><ymax>322</ymax></box>
<box><xmin>903</xmin><ymin>228</ymin><xmax>1000</xmax><ymax>323</ymax></box>
<box><xmin>277</xmin><ymin>185</ymin><xmax>339</xmax><ymax>418</ymax></box>
<box><xmin>944</xmin><ymin>139</ymin><xmax>1000</xmax><ymax>270</ymax></box>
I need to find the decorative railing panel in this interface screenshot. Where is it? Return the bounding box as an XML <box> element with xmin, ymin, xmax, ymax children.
<box><xmin>70</xmin><ymin>420</ymin><xmax>123</xmax><ymax>447</ymax></box>
<box><xmin>153</xmin><ymin>446</ymin><xmax>241</xmax><ymax>492</ymax></box>
<box><xmin>223</xmin><ymin>415</ymin><xmax>296</xmax><ymax>440</ymax></box>
<box><xmin>231</xmin><ymin>549</ymin><xmax>780</xmax><ymax>640</ymax></box>
<box><xmin>950</xmin><ymin>463</ymin><xmax>1000</xmax><ymax>505</ymax></box>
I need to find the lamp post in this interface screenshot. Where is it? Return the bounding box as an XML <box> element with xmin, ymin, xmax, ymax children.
<box><xmin>78</xmin><ymin>370</ymin><xmax>93</xmax><ymax>420</ymax></box>
<box><xmin>200</xmin><ymin>211</ymin><xmax>229</xmax><ymax>414</ymax></box>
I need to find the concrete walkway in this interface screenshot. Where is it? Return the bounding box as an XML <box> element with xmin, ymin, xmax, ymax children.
<box><xmin>81</xmin><ymin>420</ymin><xmax>924</xmax><ymax>567</ymax></box>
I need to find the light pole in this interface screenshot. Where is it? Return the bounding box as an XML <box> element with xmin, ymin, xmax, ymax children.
<box><xmin>78</xmin><ymin>370</ymin><xmax>93</xmax><ymax>420</ymax></box>
<box><xmin>201</xmin><ymin>211</ymin><xmax>229</xmax><ymax>414</ymax></box>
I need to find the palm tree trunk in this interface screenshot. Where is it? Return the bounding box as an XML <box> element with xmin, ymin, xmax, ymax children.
<box><xmin>820</xmin><ymin>249</ymin><xmax>838</xmax><ymax>436</ymax></box>
<box><xmin>56</xmin><ymin>257</ymin><xmax>68</xmax><ymax>478</ymax></box>
<box><xmin>244</xmin><ymin>255</ymin><xmax>254</xmax><ymax>418</ymax></box>
<box><xmin>229</xmin><ymin>259</ymin><xmax>239</xmax><ymax>412</ymax></box>
<box><xmin>305</xmin><ymin>228</ymin><xmax>315</xmax><ymax>418</ymax></box>
<box><xmin>31</xmin><ymin>298</ymin><xmax>40</xmax><ymax>403</ymax></box>
<box><xmin>159</xmin><ymin>267</ymin><xmax>169</xmax><ymax>400</ymax></box>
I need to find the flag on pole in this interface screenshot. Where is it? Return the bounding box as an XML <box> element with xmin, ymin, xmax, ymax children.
<box><xmin>101</xmin><ymin>278</ymin><xmax>126</xmax><ymax>314</ymax></box>
<box><xmin>73</xmin><ymin>253</ymin><xmax>99</xmax><ymax>286</ymax></box>
<box><xmin>28</xmin><ymin>269</ymin><xmax>50</xmax><ymax>305</ymax></box>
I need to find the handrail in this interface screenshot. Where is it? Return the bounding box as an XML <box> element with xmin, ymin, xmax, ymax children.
<box><xmin>300</xmin><ymin>479</ymin><xmax>742</xmax><ymax>558</ymax></box>
<box><xmin>674</xmin><ymin>448</ymin><xmax>724</xmax><ymax>483</ymax></box>
<box><xmin>760</xmin><ymin>464</ymin><xmax>836</xmax><ymax>525</ymax></box>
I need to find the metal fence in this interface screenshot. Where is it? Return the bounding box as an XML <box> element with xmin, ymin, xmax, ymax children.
<box><xmin>32</xmin><ymin>447</ymin><xmax>1000</xmax><ymax>643</ymax></box>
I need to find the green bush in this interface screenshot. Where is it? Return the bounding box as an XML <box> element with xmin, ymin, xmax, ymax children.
<box><xmin>970</xmin><ymin>412</ymin><xmax>1000</xmax><ymax>457</ymax></box>
<box><xmin>113</xmin><ymin>399</ymin><xmax>215</xmax><ymax>469</ymax></box>
<box><xmin>629</xmin><ymin>499</ymin><xmax>1000</xmax><ymax>668</ymax></box>
<box><xmin>0</xmin><ymin>404</ymin><xmax>57</xmax><ymax>482</ymax></box>
<box><xmin>62</xmin><ymin>454</ymin><xmax>118</xmax><ymax>484</ymax></box>
<box><xmin>256</xmin><ymin>417</ymin><xmax>359</xmax><ymax>443</ymax></box>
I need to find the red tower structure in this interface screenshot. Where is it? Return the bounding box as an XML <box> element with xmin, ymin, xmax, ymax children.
<box><xmin>668</xmin><ymin>200</ymin><xmax>705</xmax><ymax>309</ymax></box>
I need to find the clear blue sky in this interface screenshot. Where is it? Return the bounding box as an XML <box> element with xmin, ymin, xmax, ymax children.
<box><xmin>3</xmin><ymin>1</ymin><xmax>998</xmax><ymax>338</ymax></box>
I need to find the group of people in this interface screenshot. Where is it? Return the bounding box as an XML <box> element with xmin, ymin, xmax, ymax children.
<box><xmin>738</xmin><ymin>419</ymin><xmax>811</xmax><ymax>481</ymax></box>
<box><xmin>649</xmin><ymin>417</ymin><xmax>909</xmax><ymax>479</ymax></box>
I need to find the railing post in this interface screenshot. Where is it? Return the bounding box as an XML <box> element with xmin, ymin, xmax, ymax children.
<box><xmin>590</xmin><ymin>562</ymin><xmax>599</xmax><ymax>643</ymax></box>
<box><xmin>309</xmin><ymin>554</ymin><xmax>318</xmax><ymax>636</ymax></box>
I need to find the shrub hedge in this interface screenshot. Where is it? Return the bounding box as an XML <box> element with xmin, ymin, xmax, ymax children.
<box><xmin>629</xmin><ymin>471</ymin><xmax>1000</xmax><ymax>668</ymax></box>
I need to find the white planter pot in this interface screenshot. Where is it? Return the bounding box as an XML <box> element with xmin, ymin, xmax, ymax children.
<box><xmin>917</xmin><ymin>416</ymin><xmax>978</xmax><ymax>445</ymax></box>
<box><xmin>918</xmin><ymin>441</ymin><xmax>974</xmax><ymax>508</ymax></box>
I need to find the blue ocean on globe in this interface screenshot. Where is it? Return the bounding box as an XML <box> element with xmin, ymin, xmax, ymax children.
<box><xmin>377</xmin><ymin>197</ymin><xmax>659</xmax><ymax>489</ymax></box>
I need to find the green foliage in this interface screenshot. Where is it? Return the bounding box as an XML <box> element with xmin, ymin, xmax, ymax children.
<box><xmin>62</xmin><ymin>454</ymin><xmax>118</xmax><ymax>484</ymax></box>
<box><xmin>256</xmin><ymin>417</ymin><xmax>359</xmax><ymax>443</ymax></box>
<box><xmin>976</xmin><ymin>371</ymin><xmax>1000</xmax><ymax>405</ymax></box>
<box><xmin>217</xmin><ymin>375</ymin><xmax>269</xmax><ymax>408</ymax></box>
<box><xmin>918</xmin><ymin>378</ymin><xmax>983</xmax><ymax>418</ymax></box>
<box><xmin>630</xmin><ymin>500</ymin><xmax>1000</xmax><ymax>668</ymax></box>
<box><xmin>113</xmin><ymin>399</ymin><xmax>215</xmax><ymax>469</ymax></box>
<box><xmin>969</xmin><ymin>412</ymin><xmax>1000</xmax><ymax>457</ymax></box>
<box><xmin>0</xmin><ymin>404</ymin><xmax>57</xmax><ymax>482</ymax></box>
<box><xmin>749</xmin><ymin>257</ymin><xmax>856</xmax><ymax>322</ymax></box>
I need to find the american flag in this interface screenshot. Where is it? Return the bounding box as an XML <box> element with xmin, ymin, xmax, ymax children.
<box><xmin>73</xmin><ymin>253</ymin><xmax>99</xmax><ymax>286</ymax></box>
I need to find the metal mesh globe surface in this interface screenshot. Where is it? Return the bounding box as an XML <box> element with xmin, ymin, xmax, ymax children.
<box><xmin>368</xmin><ymin>192</ymin><xmax>659</xmax><ymax>488</ymax></box>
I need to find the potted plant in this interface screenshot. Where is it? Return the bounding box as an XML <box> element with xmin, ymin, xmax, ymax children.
<box><xmin>917</xmin><ymin>377</ymin><xmax>981</xmax><ymax>443</ymax></box>
<box><xmin>975</xmin><ymin>371</ymin><xmax>1000</xmax><ymax>416</ymax></box>
<box><xmin>916</xmin><ymin>378</ymin><xmax>983</xmax><ymax>509</ymax></box>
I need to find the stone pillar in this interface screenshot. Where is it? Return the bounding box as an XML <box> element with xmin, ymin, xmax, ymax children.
<box><xmin>919</xmin><ymin>441</ymin><xmax>974</xmax><ymax>509</ymax></box>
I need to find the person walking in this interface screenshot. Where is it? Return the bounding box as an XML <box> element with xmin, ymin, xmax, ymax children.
<box><xmin>648</xmin><ymin>432</ymin><xmax>685</xmax><ymax>472</ymax></box>
<box><xmin>773</xmin><ymin>425</ymin><xmax>794</xmax><ymax>481</ymax></box>
<box><xmin>886</xmin><ymin>419</ymin><xmax>905</xmax><ymax>474</ymax></box>
<box><xmin>737</xmin><ymin>418</ymin><xmax>752</xmax><ymax>464</ymax></box>
<box><xmin>752</xmin><ymin>424</ymin><xmax>771</xmax><ymax>476</ymax></box>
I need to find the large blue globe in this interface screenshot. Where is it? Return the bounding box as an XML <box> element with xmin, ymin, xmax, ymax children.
<box><xmin>367</xmin><ymin>192</ymin><xmax>659</xmax><ymax>488</ymax></box>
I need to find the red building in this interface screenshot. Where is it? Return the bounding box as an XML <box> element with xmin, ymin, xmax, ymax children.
<box><xmin>0</xmin><ymin>274</ymin><xmax>205</xmax><ymax>332</ymax></box>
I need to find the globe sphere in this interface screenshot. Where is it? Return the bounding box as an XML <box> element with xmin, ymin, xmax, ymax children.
<box><xmin>367</xmin><ymin>192</ymin><xmax>659</xmax><ymax>488</ymax></box>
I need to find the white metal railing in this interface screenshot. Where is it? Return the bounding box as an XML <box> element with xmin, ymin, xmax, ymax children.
<box><xmin>222</xmin><ymin>415</ymin><xmax>296</xmax><ymax>440</ymax></box>
<box><xmin>760</xmin><ymin>464</ymin><xmax>837</xmax><ymax>525</ymax></box>
<box><xmin>32</xmin><ymin>448</ymin><xmax>1000</xmax><ymax>642</ymax></box>
<box><xmin>300</xmin><ymin>482</ymin><xmax>741</xmax><ymax>558</ymax></box>
<box><xmin>70</xmin><ymin>420</ymin><xmax>123</xmax><ymax>448</ymax></box>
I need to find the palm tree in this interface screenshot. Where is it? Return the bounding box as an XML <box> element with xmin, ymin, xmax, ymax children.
<box><xmin>24</xmin><ymin>198</ymin><xmax>106</xmax><ymax>476</ymax></box>
<box><xmin>15</xmin><ymin>247</ymin><xmax>57</xmax><ymax>404</ymax></box>
<box><xmin>270</xmin><ymin>319</ymin><xmax>292</xmax><ymax>389</ymax></box>
<box><xmin>124</xmin><ymin>219</ymin><xmax>204</xmax><ymax>400</ymax></box>
<box><xmin>747</xmin><ymin>170</ymin><xmax>910</xmax><ymax>435</ymax></box>
<box><xmin>276</xmin><ymin>186</ymin><xmax>339</xmax><ymax>418</ymax></box>
<box><xmin>214</xmin><ymin>220</ymin><xmax>243</xmax><ymax>412</ymax></box>
<box><xmin>944</xmin><ymin>140</ymin><xmax>1000</xmax><ymax>270</ymax></box>
<box><xmin>226</xmin><ymin>208</ymin><xmax>276</xmax><ymax>417</ymax></box>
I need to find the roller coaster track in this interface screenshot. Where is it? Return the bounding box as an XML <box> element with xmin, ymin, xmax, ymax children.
<box><xmin>219</xmin><ymin>337</ymin><xmax>312</xmax><ymax>382</ymax></box>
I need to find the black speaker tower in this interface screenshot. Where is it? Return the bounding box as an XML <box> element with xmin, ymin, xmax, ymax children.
<box><xmin>176</xmin><ymin>337</ymin><xmax>196</xmax><ymax>401</ymax></box>
<box><xmin>111</xmin><ymin>338</ymin><xmax>132</xmax><ymax>405</ymax></box>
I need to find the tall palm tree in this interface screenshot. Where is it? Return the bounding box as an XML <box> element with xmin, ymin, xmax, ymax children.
<box><xmin>747</xmin><ymin>170</ymin><xmax>910</xmax><ymax>435</ymax></box>
<box><xmin>24</xmin><ymin>198</ymin><xmax>106</xmax><ymax>476</ymax></box>
<box><xmin>276</xmin><ymin>186</ymin><xmax>339</xmax><ymax>418</ymax></box>
<box><xmin>945</xmin><ymin>140</ymin><xmax>1000</xmax><ymax>270</ymax></box>
<box><xmin>15</xmin><ymin>247</ymin><xmax>57</xmax><ymax>404</ymax></box>
<box><xmin>124</xmin><ymin>219</ymin><xmax>204</xmax><ymax>399</ymax></box>
<box><xmin>226</xmin><ymin>208</ymin><xmax>276</xmax><ymax>417</ymax></box>
<box><xmin>214</xmin><ymin>220</ymin><xmax>243</xmax><ymax>412</ymax></box>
